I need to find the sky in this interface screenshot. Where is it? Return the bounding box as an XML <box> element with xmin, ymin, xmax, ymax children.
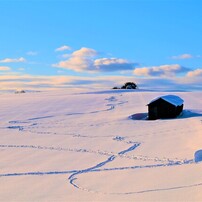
<box><xmin>0</xmin><ymin>0</ymin><xmax>202</xmax><ymax>91</ymax></box>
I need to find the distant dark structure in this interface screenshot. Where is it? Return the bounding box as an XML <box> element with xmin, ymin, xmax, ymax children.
<box><xmin>113</xmin><ymin>82</ymin><xmax>137</xmax><ymax>90</ymax></box>
<box><xmin>121</xmin><ymin>82</ymin><xmax>137</xmax><ymax>89</ymax></box>
<box><xmin>15</xmin><ymin>89</ymin><xmax>26</xmax><ymax>94</ymax></box>
<box><xmin>147</xmin><ymin>95</ymin><xmax>184</xmax><ymax>120</ymax></box>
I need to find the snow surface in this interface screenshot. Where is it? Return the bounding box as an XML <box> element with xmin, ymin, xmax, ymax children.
<box><xmin>148</xmin><ymin>94</ymin><xmax>184</xmax><ymax>106</ymax></box>
<box><xmin>0</xmin><ymin>89</ymin><xmax>202</xmax><ymax>201</ymax></box>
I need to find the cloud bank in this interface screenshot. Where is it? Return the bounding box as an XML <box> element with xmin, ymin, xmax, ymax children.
<box><xmin>54</xmin><ymin>47</ymin><xmax>135</xmax><ymax>72</ymax></box>
<box><xmin>0</xmin><ymin>70</ymin><xmax>201</xmax><ymax>91</ymax></box>
<box><xmin>0</xmin><ymin>74</ymin><xmax>135</xmax><ymax>90</ymax></box>
<box><xmin>134</xmin><ymin>64</ymin><xmax>189</xmax><ymax>77</ymax></box>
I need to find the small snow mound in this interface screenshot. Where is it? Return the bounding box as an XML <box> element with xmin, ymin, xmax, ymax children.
<box><xmin>194</xmin><ymin>150</ymin><xmax>202</xmax><ymax>163</ymax></box>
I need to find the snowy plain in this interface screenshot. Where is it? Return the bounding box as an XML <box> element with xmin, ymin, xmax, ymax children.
<box><xmin>0</xmin><ymin>89</ymin><xmax>202</xmax><ymax>201</ymax></box>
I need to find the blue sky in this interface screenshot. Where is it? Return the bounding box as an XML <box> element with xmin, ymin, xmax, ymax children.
<box><xmin>0</xmin><ymin>0</ymin><xmax>202</xmax><ymax>90</ymax></box>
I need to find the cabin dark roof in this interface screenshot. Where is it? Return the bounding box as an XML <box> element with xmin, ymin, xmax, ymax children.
<box><xmin>148</xmin><ymin>95</ymin><xmax>184</xmax><ymax>107</ymax></box>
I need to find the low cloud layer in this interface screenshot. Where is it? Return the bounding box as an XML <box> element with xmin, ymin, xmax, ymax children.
<box><xmin>134</xmin><ymin>64</ymin><xmax>189</xmax><ymax>77</ymax></box>
<box><xmin>54</xmin><ymin>47</ymin><xmax>135</xmax><ymax>72</ymax></box>
<box><xmin>0</xmin><ymin>74</ymin><xmax>134</xmax><ymax>90</ymax></box>
<box><xmin>0</xmin><ymin>57</ymin><xmax>26</xmax><ymax>63</ymax></box>
<box><xmin>1</xmin><ymin>71</ymin><xmax>201</xmax><ymax>91</ymax></box>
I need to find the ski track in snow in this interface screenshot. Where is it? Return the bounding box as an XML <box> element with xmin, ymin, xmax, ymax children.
<box><xmin>0</xmin><ymin>144</ymin><xmax>113</xmax><ymax>156</ymax></box>
<box><xmin>68</xmin><ymin>159</ymin><xmax>198</xmax><ymax>195</ymax></box>
<box><xmin>0</xmin><ymin>139</ymin><xmax>197</xmax><ymax>195</ymax></box>
<box><xmin>68</xmin><ymin>141</ymin><xmax>141</xmax><ymax>189</ymax></box>
<box><xmin>7</xmin><ymin>96</ymin><xmax>124</xmax><ymax>127</ymax></box>
<box><xmin>67</xmin><ymin>137</ymin><xmax>196</xmax><ymax>195</ymax></box>
<box><xmin>5</xmin><ymin>96</ymin><xmax>128</xmax><ymax>137</ymax></box>
<box><xmin>5</xmin><ymin>96</ymin><xmax>128</xmax><ymax>136</ymax></box>
<box><xmin>1</xmin><ymin>94</ymin><xmax>202</xmax><ymax>195</ymax></box>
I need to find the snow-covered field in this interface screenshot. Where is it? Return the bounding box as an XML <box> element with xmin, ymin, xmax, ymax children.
<box><xmin>0</xmin><ymin>89</ymin><xmax>202</xmax><ymax>201</ymax></box>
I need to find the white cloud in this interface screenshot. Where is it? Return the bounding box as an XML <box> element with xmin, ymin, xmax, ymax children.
<box><xmin>26</xmin><ymin>51</ymin><xmax>38</xmax><ymax>56</ymax></box>
<box><xmin>54</xmin><ymin>47</ymin><xmax>97</xmax><ymax>72</ymax></box>
<box><xmin>55</xmin><ymin>45</ymin><xmax>72</xmax><ymax>52</ymax></box>
<box><xmin>54</xmin><ymin>47</ymin><xmax>135</xmax><ymax>72</ymax></box>
<box><xmin>72</xmin><ymin>47</ymin><xmax>97</xmax><ymax>57</ymax></box>
<box><xmin>187</xmin><ymin>68</ymin><xmax>202</xmax><ymax>77</ymax></box>
<box><xmin>134</xmin><ymin>64</ymin><xmax>189</xmax><ymax>77</ymax></box>
<box><xmin>94</xmin><ymin>58</ymin><xmax>135</xmax><ymax>72</ymax></box>
<box><xmin>0</xmin><ymin>66</ymin><xmax>11</xmax><ymax>71</ymax></box>
<box><xmin>171</xmin><ymin>54</ymin><xmax>193</xmax><ymax>60</ymax></box>
<box><xmin>0</xmin><ymin>57</ymin><xmax>26</xmax><ymax>63</ymax></box>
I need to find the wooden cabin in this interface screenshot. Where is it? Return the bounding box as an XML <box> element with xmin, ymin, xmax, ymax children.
<box><xmin>147</xmin><ymin>95</ymin><xmax>184</xmax><ymax>120</ymax></box>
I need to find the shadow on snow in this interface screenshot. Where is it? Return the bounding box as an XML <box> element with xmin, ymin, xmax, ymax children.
<box><xmin>129</xmin><ymin>110</ymin><xmax>202</xmax><ymax>121</ymax></box>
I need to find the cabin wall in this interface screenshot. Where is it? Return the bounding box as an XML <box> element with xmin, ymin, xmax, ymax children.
<box><xmin>176</xmin><ymin>104</ymin><xmax>183</xmax><ymax>116</ymax></box>
<box><xmin>148</xmin><ymin>106</ymin><xmax>158</xmax><ymax>120</ymax></box>
<box><xmin>148</xmin><ymin>99</ymin><xmax>183</xmax><ymax>120</ymax></box>
<box><xmin>158</xmin><ymin>102</ymin><xmax>176</xmax><ymax>118</ymax></box>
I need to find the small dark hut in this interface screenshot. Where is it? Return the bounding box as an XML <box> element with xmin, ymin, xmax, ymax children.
<box><xmin>147</xmin><ymin>95</ymin><xmax>184</xmax><ymax>120</ymax></box>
